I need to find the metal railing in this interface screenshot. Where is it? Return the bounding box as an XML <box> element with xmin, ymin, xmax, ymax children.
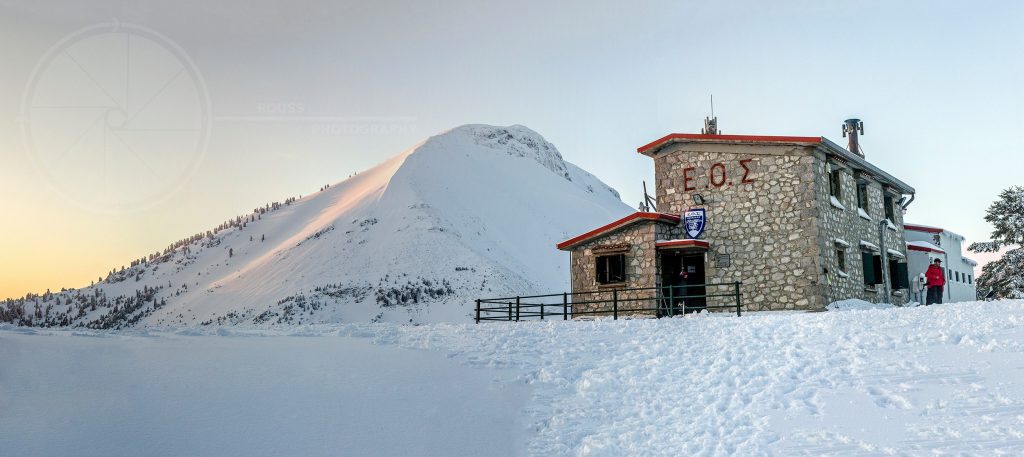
<box><xmin>474</xmin><ymin>282</ymin><xmax>742</xmax><ymax>323</ymax></box>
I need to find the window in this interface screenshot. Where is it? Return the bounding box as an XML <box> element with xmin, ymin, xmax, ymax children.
<box><xmin>829</xmin><ymin>168</ymin><xmax>842</xmax><ymax>199</ymax></box>
<box><xmin>596</xmin><ymin>254</ymin><xmax>625</xmax><ymax>285</ymax></box>
<box><xmin>862</xmin><ymin>251</ymin><xmax>883</xmax><ymax>286</ymax></box>
<box><xmin>968</xmin><ymin>274</ymin><xmax>973</xmax><ymax>285</ymax></box>
<box><xmin>884</xmin><ymin>194</ymin><xmax>895</xmax><ymax>221</ymax></box>
<box><xmin>889</xmin><ymin>259</ymin><xmax>910</xmax><ymax>289</ymax></box>
<box><xmin>836</xmin><ymin>248</ymin><xmax>847</xmax><ymax>272</ymax></box>
<box><xmin>856</xmin><ymin>181</ymin><xmax>869</xmax><ymax>211</ymax></box>
<box><xmin>955</xmin><ymin>271</ymin><xmax>961</xmax><ymax>283</ymax></box>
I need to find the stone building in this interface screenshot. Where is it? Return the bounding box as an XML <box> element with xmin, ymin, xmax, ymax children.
<box><xmin>557</xmin><ymin>121</ymin><xmax>915</xmax><ymax>314</ymax></box>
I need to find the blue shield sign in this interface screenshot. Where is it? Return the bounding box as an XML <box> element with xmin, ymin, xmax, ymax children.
<box><xmin>683</xmin><ymin>208</ymin><xmax>706</xmax><ymax>239</ymax></box>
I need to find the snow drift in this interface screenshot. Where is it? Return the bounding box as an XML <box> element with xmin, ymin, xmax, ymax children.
<box><xmin>3</xmin><ymin>124</ymin><xmax>633</xmax><ymax>326</ymax></box>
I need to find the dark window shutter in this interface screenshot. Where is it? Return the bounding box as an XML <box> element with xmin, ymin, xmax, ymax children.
<box><xmin>857</xmin><ymin>182</ymin><xmax>868</xmax><ymax>210</ymax></box>
<box><xmin>596</xmin><ymin>257</ymin><xmax>607</xmax><ymax>284</ymax></box>
<box><xmin>872</xmin><ymin>255</ymin><xmax>884</xmax><ymax>285</ymax></box>
<box><xmin>862</xmin><ymin>251</ymin><xmax>875</xmax><ymax>285</ymax></box>
<box><xmin>896</xmin><ymin>262</ymin><xmax>909</xmax><ymax>289</ymax></box>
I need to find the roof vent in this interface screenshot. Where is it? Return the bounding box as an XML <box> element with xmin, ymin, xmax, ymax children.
<box><xmin>842</xmin><ymin>118</ymin><xmax>864</xmax><ymax>157</ymax></box>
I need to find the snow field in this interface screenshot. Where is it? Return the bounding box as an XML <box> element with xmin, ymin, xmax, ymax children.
<box><xmin>0</xmin><ymin>328</ymin><xmax>531</xmax><ymax>457</ymax></box>
<box><xmin>5</xmin><ymin>300</ymin><xmax>1024</xmax><ymax>456</ymax></box>
<box><xmin>359</xmin><ymin>300</ymin><xmax>1024</xmax><ymax>455</ymax></box>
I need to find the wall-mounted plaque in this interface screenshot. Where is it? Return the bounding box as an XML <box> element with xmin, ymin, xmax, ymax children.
<box><xmin>716</xmin><ymin>254</ymin><xmax>731</xmax><ymax>268</ymax></box>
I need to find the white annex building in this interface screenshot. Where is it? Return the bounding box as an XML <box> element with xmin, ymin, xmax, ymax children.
<box><xmin>904</xmin><ymin>223</ymin><xmax>978</xmax><ymax>304</ymax></box>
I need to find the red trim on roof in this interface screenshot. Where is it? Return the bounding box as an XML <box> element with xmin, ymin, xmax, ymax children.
<box><xmin>907</xmin><ymin>244</ymin><xmax>945</xmax><ymax>254</ymax></box>
<box><xmin>556</xmin><ymin>212</ymin><xmax>680</xmax><ymax>250</ymax></box>
<box><xmin>904</xmin><ymin>224</ymin><xmax>944</xmax><ymax>234</ymax></box>
<box><xmin>637</xmin><ymin>133</ymin><xmax>823</xmax><ymax>154</ymax></box>
<box><xmin>655</xmin><ymin>239</ymin><xmax>710</xmax><ymax>249</ymax></box>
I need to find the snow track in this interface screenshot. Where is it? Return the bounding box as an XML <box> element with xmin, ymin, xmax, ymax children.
<box><xmin>5</xmin><ymin>300</ymin><xmax>1024</xmax><ymax>456</ymax></box>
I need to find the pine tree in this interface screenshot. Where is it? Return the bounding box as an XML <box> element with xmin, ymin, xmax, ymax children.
<box><xmin>969</xmin><ymin>186</ymin><xmax>1024</xmax><ymax>299</ymax></box>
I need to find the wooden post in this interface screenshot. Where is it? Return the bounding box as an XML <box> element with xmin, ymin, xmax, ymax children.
<box><xmin>475</xmin><ymin>299</ymin><xmax>480</xmax><ymax>324</ymax></box>
<box><xmin>540</xmin><ymin>301</ymin><xmax>545</xmax><ymax>320</ymax></box>
<box><xmin>515</xmin><ymin>296</ymin><xmax>520</xmax><ymax>322</ymax></box>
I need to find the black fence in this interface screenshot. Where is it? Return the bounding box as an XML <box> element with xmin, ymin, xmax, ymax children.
<box><xmin>475</xmin><ymin>282</ymin><xmax>743</xmax><ymax>323</ymax></box>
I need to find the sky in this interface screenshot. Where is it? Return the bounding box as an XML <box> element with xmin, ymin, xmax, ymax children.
<box><xmin>0</xmin><ymin>0</ymin><xmax>1021</xmax><ymax>299</ymax></box>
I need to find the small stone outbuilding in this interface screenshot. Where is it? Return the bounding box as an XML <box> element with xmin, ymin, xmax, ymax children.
<box><xmin>557</xmin><ymin>126</ymin><xmax>915</xmax><ymax>314</ymax></box>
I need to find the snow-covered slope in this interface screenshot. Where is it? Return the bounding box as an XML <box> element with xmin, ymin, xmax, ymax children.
<box><xmin>2</xmin><ymin>124</ymin><xmax>633</xmax><ymax>327</ymax></box>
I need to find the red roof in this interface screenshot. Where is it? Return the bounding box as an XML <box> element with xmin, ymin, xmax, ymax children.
<box><xmin>638</xmin><ymin>133</ymin><xmax>823</xmax><ymax>155</ymax></box>
<box><xmin>655</xmin><ymin>239</ymin><xmax>710</xmax><ymax>249</ymax></box>
<box><xmin>904</xmin><ymin>223</ymin><xmax>944</xmax><ymax>234</ymax></box>
<box><xmin>556</xmin><ymin>212</ymin><xmax>680</xmax><ymax>250</ymax></box>
<box><xmin>907</xmin><ymin>242</ymin><xmax>945</xmax><ymax>254</ymax></box>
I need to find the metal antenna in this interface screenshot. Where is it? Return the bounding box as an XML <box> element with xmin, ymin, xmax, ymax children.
<box><xmin>642</xmin><ymin>181</ymin><xmax>657</xmax><ymax>212</ymax></box>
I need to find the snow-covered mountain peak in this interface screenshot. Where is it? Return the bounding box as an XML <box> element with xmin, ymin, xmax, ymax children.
<box><xmin>419</xmin><ymin>123</ymin><xmax>580</xmax><ymax>187</ymax></box>
<box><xmin>423</xmin><ymin>124</ymin><xmax>620</xmax><ymax>199</ymax></box>
<box><xmin>3</xmin><ymin>124</ymin><xmax>633</xmax><ymax>327</ymax></box>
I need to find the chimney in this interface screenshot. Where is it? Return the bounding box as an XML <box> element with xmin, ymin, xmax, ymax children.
<box><xmin>842</xmin><ymin>118</ymin><xmax>864</xmax><ymax>157</ymax></box>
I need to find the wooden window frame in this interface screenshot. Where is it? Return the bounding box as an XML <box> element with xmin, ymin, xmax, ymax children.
<box><xmin>883</xmin><ymin>193</ymin><xmax>896</xmax><ymax>221</ymax></box>
<box><xmin>596</xmin><ymin>254</ymin><xmax>626</xmax><ymax>285</ymax></box>
<box><xmin>829</xmin><ymin>168</ymin><xmax>842</xmax><ymax>200</ymax></box>
<box><xmin>856</xmin><ymin>181</ymin><xmax>869</xmax><ymax>211</ymax></box>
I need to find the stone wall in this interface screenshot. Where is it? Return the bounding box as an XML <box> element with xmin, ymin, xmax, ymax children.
<box><xmin>569</xmin><ymin>222</ymin><xmax>660</xmax><ymax>317</ymax></box>
<box><xmin>813</xmin><ymin>153</ymin><xmax>910</xmax><ymax>305</ymax></box>
<box><xmin>651</xmin><ymin>142</ymin><xmax>822</xmax><ymax>311</ymax></box>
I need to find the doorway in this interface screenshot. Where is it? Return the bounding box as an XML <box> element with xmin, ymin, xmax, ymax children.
<box><xmin>659</xmin><ymin>251</ymin><xmax>707</xmax><ymax>316</ymax></box>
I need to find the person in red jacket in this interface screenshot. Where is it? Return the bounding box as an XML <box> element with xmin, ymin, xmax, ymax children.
<box><xmin>925</xmin><ymin>258</ymin><xmax>946</xmax><ymax>305</ymax></box>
